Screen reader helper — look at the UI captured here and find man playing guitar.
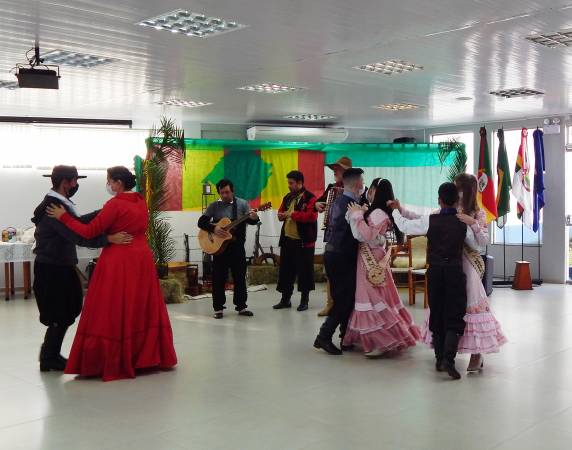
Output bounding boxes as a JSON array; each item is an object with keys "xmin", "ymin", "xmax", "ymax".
[{"xmin": 198, "ymin": 179, "xmax": 259, "ymax": 319}]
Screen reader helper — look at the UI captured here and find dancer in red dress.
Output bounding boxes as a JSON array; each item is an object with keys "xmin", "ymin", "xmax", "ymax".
[{"xmin": 47, "ymin": 166, "xmax": 177, "ymax": 381}]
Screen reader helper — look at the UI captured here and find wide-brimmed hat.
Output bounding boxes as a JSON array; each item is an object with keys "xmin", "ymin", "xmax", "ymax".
[
  {"xmin": 327, "ymin": 156, "xmax": 352, "ymax": 171},
  {"xmin": 42, "ymin": 165, "xmax": 86, "ymax": 179}
]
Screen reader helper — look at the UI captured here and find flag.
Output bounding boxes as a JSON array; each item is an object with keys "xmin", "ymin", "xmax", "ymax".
[
  {"xmin": 532, "ymin": 128, "xmax": 545, "ymax": 232},
  {"xmin": 181, "ymin": 142, "xmax": 325, "ymax": 210},
  {"xmin": 477, "ymin": 126, "xmax": 498, "ymax": 223},
  {"xmin": 495, "ymin": 129, "xmax": 511, "ymax": 228},
  {"xmin": 512, "ymin": 128, "xmax": 533, "ymax": 228}
]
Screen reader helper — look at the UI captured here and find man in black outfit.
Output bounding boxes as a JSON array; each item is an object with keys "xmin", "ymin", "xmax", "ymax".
[
  {"xmin": 274, "ymin": 170, "xmax": 318, "ymax": 312},
  {"xmin": 390, "ymin": 182, "xmax": 480, "ymax": 380},
  {"xmin": 314, "ymin": 168, "xmax": 364, "ymax": 355},
  {"xmin": 32, "ymin": 165, "xmax": 131, "ymax": 372},
  {"xmin": 198, "ymin": 179, "xmax": 258, "ymax": 319}
]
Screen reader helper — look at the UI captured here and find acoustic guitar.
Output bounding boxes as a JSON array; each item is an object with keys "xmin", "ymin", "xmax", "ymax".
[{"xmin": 198, "ymin": 202, "xmax": 272, "ymax": 255}]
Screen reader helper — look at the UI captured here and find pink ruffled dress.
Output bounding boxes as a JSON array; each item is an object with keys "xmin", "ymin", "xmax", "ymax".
[
  {"xmin": 343, "ymin": 209, "xmax": 421, "ymax": 354},
  {"xmin": 420, "ymin": 209, "xmax": 507, "ymax": 354}
]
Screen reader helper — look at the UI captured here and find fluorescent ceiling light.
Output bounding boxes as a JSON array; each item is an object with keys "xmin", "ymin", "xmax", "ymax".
[
  {"xmin": 456, "ymin": 96, "xmax": 473, "ymax": 101},
  {"xmin": 138, "ymin": 9, "xmax": 247, "ymax": 38},
  {"xmin": 489, "ymin": 88, "xmax": 544, "ymax": 98},
  {"xmin": 157, "ymin": 98, "xmax": 213, "ymax": 108},
  {"xmin": 284, "ymin": 114, "xmax": 336, "ymax": 121},
  {"xmin": 238, "ymin": 83, "xmax": 304, "ymax": 94},
  {"xmin": 0, "ymin": 80, "xmax": 19, "ymax": 90},
  {"xmin": 373, "ymin": 103, "xmax": 423, "ymax": 111},
  {"xmin": 353, "ymin": 60, "xmax": 423, "ymax": 75},
  {"xmin": 487, "ymin": 13, "xmax": 531, "ymax": 25},
  {"xmin": 526, "ymin": 30, "xmax": 572, "ymax": 48},
  {"xmin": 41, "ymin": 50, "xmax": 118, "ymax": 68}
]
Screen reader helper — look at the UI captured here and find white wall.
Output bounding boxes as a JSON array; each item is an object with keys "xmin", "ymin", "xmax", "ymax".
[{"xmin": 424, "ymin": 118, "xmax": 568, "ymax": 284}]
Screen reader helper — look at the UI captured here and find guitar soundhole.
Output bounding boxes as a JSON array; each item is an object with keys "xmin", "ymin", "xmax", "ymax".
[{"xmin": 208, "ymin": 233, "xmax": 214, "ymax": 243}]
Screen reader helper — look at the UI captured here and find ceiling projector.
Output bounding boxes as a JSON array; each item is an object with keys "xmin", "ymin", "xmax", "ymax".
[
  {"xmin": 15, "ymin": 44, "xmax": 60, "ymax": 89},
  {"xmin": 16, "ymin": 67, "xmax": 60, "ymax": 89}
]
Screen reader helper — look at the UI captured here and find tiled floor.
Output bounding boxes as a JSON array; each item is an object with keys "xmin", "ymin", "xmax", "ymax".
[{"xmin": 1, "ymin": 283, "xmax": 572, "ymax": 450}]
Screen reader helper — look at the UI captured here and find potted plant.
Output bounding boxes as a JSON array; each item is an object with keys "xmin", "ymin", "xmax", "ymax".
[{"xmin": 135, "ymin": 117, "xmax": 185, "ymax": 279}]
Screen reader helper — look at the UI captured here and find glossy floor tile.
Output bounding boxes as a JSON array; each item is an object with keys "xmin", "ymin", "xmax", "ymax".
[{"xmin": 0, "ymin": 283, "xmax": 571, "ymax": 450}]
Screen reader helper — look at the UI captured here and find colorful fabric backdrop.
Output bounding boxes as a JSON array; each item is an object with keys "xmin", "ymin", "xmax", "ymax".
[{"xmin": 150, "ymin": 139, "xmax": 458, "ymax": 212}]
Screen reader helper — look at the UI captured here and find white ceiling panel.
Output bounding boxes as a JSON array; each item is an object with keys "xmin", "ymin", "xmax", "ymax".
[{"xmin": 1, "ymin": 0, "xmax": 572, "ymax": 128}]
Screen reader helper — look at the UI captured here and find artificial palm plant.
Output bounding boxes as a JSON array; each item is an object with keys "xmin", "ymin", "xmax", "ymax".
[
  {"xmin": 438, "ymin": 138, "xmax": 467, "ymax": 181},
  {"xmin": 135, "ymin": 117, "xmax": 185, "ymax": 278}
]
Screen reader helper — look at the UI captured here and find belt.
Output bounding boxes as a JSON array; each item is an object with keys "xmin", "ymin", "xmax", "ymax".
[{"xmin": 429, "ymin": 256, "xmax": 461, "ymax": 265}]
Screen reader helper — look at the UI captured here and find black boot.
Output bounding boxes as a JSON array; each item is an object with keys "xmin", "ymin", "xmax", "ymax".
[
  {"xmin": 39, "ymin": 325, "xmax": 68, "ymax": 372},
  {"xmin": 433, "ymin": 334, "xmax": 445, "ymax": 372},
  {"xmin": 297, "ymin": 292, "xmax": 309, "ymax": 312},
  {"xmin": 313, "ymin": 336, "xmax": 342, "ymax": 355},
  {"xmin": 439, "ymin": 331, "xmax": 461, "ymax": 380},
  {"xmin": 273, "ymin": 294, "xmax": 292, "ymax": 309}
]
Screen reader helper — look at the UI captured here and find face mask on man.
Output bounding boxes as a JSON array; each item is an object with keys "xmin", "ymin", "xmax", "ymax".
[
  {"xmin": 68, "ymin": 184, "xmax": 79, "ymax": 198},
  {"xmin": 106, "ymin": 183, "xmax": 116, "ymax": 196}
]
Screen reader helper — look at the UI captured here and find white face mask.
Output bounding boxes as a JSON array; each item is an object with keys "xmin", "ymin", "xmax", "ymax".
[{"xmin": 106, "ymin": 183, "xmax": 116, "ymax": 196}]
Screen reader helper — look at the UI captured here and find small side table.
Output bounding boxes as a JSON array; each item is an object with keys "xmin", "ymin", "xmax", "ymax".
[
  {"xmin": 3, "ymin": 262, "xmax": 32, "ymax": 300},
  {"xmin": 0, "ymin": 242, "xmax": 34, "ymax": 301}
]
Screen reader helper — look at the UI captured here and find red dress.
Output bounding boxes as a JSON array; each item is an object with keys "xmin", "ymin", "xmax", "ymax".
[{"xmin": 61, "ymin": 193, "xmax": 177, "ymax": 381}]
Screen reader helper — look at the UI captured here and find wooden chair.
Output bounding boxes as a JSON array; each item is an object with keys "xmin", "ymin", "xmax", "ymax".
[
  {"xmin": 390, "ymin": 239, "xmax": 414, "ymax": 305},
  {"xmin": 409, "ymin": 236, "xmax": 429, "ymax": 308}
]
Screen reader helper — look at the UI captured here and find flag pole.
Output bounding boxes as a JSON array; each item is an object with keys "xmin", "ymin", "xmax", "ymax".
[
  {"xmin": 521, "ymin": 222, "xmax": 524, "ymax": 261},
  {"xmin": 503, "ymin": 226, "xmax": 507, "ymax": 280},
  {"xmin": 493, "ymin": 223, "xmax": 512, "ymax": 286}
]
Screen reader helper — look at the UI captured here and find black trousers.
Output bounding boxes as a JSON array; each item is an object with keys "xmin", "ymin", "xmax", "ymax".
[
  {"xmin": 318, "ymin": 251, "xmax": 357, "ymax": 341},
  {"xmin": 212, "ymin": 242, "xmax": 248, "ymax": 312},
  {"xmin": 277, "ymin": 238, "xmax": 315, "ymax": 298},
  {"xmin": 427, "ymin": 264, "xmax": 467, "ymax": 337},
  {"xmin": 33, "ymin": 261, "xmax": 83, "ymax": 327}
]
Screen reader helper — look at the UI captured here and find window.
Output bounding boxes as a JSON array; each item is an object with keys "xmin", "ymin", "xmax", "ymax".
[
  {"xmin": 0, "ymin": 124, "xmax": 147, "ymax": 170},
  {"xmin": 431, "ymin": 132, "xmax": 475, "ymax": 175},
  {"xmin": 491, "ymin": 128, "xmax": 542, "ymax": 245}
]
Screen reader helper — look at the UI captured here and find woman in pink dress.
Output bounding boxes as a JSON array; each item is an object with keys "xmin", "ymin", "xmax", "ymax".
[
  {"xmin": 420, "ymin": 174, "xmax": 507, "ymax": 371},
  {"xmin": 343, "ymin": 179, "xmax": 421, "ymax": 358}
]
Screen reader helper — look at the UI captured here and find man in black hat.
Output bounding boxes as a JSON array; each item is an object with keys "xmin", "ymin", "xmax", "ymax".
[{"xmin": 32, "ymin": 165, "xmax": 131, "ymax": 372}]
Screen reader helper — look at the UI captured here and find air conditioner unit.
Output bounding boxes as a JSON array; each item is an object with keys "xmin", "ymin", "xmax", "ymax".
[{"xmin": 247, "ymin": 126, "xmax": 348, "ymax": 143}]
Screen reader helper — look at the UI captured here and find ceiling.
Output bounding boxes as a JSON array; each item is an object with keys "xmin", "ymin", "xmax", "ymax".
[{"xmin": 1, "ymin": 0, "xmax": 572, "ymax": 129}]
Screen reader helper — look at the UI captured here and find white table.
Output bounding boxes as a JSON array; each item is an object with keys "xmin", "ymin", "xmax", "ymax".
[{"xmin": 0, "ymin": 242, "xmax": 34, "ymax": 300}]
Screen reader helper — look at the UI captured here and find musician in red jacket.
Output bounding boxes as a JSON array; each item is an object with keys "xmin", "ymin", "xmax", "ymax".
[{"xmin": 274, "ymin": 171, "xmax": 318, "ymax": 312}]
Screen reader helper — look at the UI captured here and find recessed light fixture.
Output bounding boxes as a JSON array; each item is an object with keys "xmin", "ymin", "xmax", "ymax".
[
  {"xmin": 41, "ymin": 50, "xmax": 118, "ymax": 68},
  {"xmin": 138, "ymin": 9, "xmax": 247, "ymax": 38},
  {"xmin": 353, "ymin": 60, "xmax": 424, "ymax": 75},
  {"xmin": 0, "ymin": 80, "xmax": 19, "ymax": 90},
  {"xmin": 373, "ymin": 103, "xmax": 423, "ymax": 111},
  {"xmin": 489, "ymin": 88, "xmax": 544, "ymax": 98},
  {"xmin": 157, "ymin": 98, "xmax": 213, "ymax": 108},
  {"xmin": 456, "ymin": 96, "xmax": 473, "ymax": 101},
  {"xmin": 238, "ymin": 83, "xmax": 304, "ymax": 94},
  {"xmin": 526, "ymin": 30, "xmax": 572, "ymax": 48},
  {"xmin": 284, "ymin": 114, "xmax": 336, "ymax": 121}
]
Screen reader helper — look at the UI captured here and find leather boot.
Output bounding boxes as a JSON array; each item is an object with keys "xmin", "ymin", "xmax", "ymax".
[
  {"xmin": 297, "ymin": 292, "xmax": 309, "ymax": 311},
  {"xmin": 39, "ymin": 325, "xmax": 68, "ymax": 372},
  {"xmin": 273, "ymin": 294, "xmax": 292, "ymax": 309},
  {"xmin": 313, "ymin": 336, "xmax": 342, "ymax": 355},
  {"xmin": 439, "ymin": 331, "xmax": 461, "ymax": 380},
  {"xmin": 317, "ymin": 282, "xmax": 334, "ymax": 316},
  {"xmin": 433, "ymin": 334, "xmax": 445, "ymax": 372}
]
